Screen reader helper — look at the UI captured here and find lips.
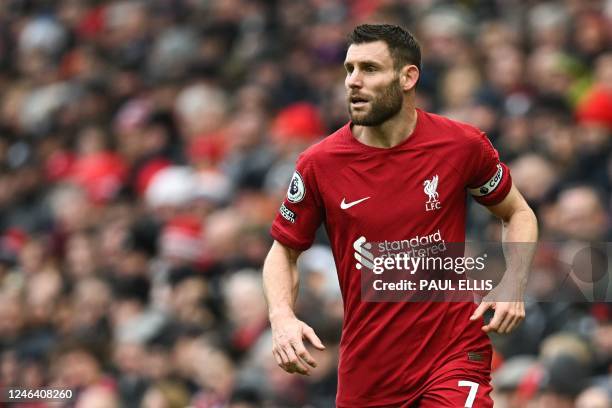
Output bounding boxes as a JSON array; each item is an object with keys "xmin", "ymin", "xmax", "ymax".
[
  {"xmin": 350, "ymin": 95, "xmax": 369, "ymax": 103},
  {"xmin": 349, "ymin": 95, "xmax": 369, "ymax": 109},
  {"xmin": 351, "ymin": 101, "xmax": 368, "ymax": 109}
]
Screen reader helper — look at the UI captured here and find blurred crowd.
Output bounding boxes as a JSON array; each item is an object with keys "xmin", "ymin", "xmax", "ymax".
[{"xmin": 0, "ymin": 0, "xmax": 611, "ymax": 407}]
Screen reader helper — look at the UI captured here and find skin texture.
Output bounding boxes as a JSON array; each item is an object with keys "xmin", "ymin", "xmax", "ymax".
[
  {"xmin": 343, "ymin": 41, "xmax": 420, "ymax": 148},
  {"xmin": 263, "ymin": 241, "xmax": 324, "ymax": 375},
  {"xmin": 344, "ymin": 45, "xmax": 404, "ymax": 127},
  {"xmin": 470, "ymin": 184, "xmax": 538, "ymax": 334},
  {"xmin": 263, "ymin": 40, "xmax": 538, "ymax": 376}
]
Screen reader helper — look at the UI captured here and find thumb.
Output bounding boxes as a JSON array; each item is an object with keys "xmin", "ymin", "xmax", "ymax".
[
  {"xmin": 470, "ymin": 302, "xmax": 492, "ymax": 321},
  {"xmin": 303, "ymin": 325, "xmax": 325, "ymax": 350}
]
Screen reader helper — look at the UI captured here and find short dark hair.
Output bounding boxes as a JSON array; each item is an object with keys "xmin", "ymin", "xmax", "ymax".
[{"xmin": 348, "ymin": 24, "xmax": 421, "ymax": 72}]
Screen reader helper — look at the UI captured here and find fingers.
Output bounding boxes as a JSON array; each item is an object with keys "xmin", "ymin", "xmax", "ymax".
[
  {"xmin": 271, "ymin": 319, "xmax": 325, "ymax": 375},
  {"xmin": 495, "ymin": 309, "xmax": 514, "ymax": 334},
  {"xmin": 482, "ymin": 305, "xmax": 504, "ymax": 333},
  {"xmin": 277, "ymin": 341, "xmax": 311, "ymax": 374},
  {"xmin": 275, "ymin": 345, "xmax": 294, "ymax": 373},
  {"xmin": 505, "ymin": 303, "xmax": 525, "ymax": 334},
  {"xmin": 303, "ymin": 325, "xmax": 325, "ymax": 350},
  {"xmin": 292, "ymin": 339, "xmax": 317, "ymax": 368},
  {"xmin": 470, "ymin": 301, "xmax": 493, "ymax": 321},
  {"xmin": 287, "ymin": 341, "xmax": 311, "ymax": 374},
  {"xmin": 275, "ymin": 348, "xmax": 300, "ymax": 374},
  {"xmin": 482, "ymin": 302, "xmax": 526, "ymax": 334},
  {"xmin": 273, "ymin": 349, "xmax": 283, "ymax": 366}
]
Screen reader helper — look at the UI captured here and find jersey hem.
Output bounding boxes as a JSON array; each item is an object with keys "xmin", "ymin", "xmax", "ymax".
[
  {"xmin": 270, "ymin": 226, "xmax": 312, "ymax": 251},
  {"xmin": 336, "ymin": 395, "xmax": 412, "ymax": 408}
]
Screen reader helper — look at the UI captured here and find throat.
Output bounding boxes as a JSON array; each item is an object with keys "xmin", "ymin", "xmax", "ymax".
[{"xmin": 353, "ymin": 109, "xmax": 418, "ymax": 148}]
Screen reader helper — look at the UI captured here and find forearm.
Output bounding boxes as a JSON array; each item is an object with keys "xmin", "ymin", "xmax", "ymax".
[
  {"xmin": 501, "ymin": 207, "xmax": 538, "ymax": 290},
  {"xmin": 501, "ymin": 206, "xmax": 538, "ymax": 243},
  {"xmin": 263, "ymin": 241, "xmax": 301, "ymax": 320},
  {"xmin": 473, "ymin": 187, "xmax": 537, "ymax": 332}
]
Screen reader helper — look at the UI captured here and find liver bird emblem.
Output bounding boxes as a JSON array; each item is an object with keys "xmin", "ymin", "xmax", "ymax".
[{"xmin": 423, "ymin": 175, "xmax": 439, "ymax": 203}]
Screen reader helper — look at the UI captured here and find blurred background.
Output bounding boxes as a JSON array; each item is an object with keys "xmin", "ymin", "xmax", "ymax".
[{"xmin": 0, "ymin": 0, "xmax": 610, "ymax": 407}]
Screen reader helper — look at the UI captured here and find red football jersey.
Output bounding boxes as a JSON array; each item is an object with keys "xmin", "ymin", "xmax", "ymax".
[{"xmin": 270, "ymin": 109, "xmax": 512, "ymax": 406}]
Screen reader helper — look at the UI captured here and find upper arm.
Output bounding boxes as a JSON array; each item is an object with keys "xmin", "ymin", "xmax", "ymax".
[
  {"xmin": 271, "ymin": 240, "xmax": 303, "ymax": 265},
  {"xmin": 464, "ymin": 130, "xmax": 513, "ymax": 207},
  {"xmin": 269, "ymin": 153, "xmax": 324, "ymax": 251},
  {"xmin": 485, "ymin": 182, "xmax": 532, "ymax": 222}
]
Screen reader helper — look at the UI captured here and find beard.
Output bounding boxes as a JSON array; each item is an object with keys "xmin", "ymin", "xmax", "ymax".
[{"xmin": 348, "ymin": 77, "xmax": 404, "ymax": 126}]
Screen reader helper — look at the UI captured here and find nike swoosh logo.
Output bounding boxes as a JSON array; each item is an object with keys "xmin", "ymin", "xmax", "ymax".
[{"xmin": 340, "ymin": 196, "xmax": 371, "ymax": 209}]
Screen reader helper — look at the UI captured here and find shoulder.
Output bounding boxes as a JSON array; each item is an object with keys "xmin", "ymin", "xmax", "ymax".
[
  {"xmin": 298, "ymin": 123, "xmax": 351, "ymax": 164},
  {"xmin": 419, "ymin": 110, "xmax": 485, "ymax": 144}
]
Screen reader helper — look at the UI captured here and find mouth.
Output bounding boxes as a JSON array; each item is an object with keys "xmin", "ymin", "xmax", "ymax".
[{"xmin": 349, "ymin": 95, "xmax": 369, "ymax": 108}]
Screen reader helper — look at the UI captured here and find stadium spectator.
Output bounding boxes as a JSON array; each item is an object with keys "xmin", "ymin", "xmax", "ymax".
[{"xmin": 0, "ymin": 0, "xmax": 609, "ymax": 406}]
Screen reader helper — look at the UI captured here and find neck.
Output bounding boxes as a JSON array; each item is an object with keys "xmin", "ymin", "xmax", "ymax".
[{"xmin": 353, "ymin": 101, "xmax": 418, "ymax": 148}]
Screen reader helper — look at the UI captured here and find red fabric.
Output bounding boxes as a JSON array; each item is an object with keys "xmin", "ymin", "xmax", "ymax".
[
  {"xmin": 416, "ymin": 373, "xmax": 493, "ymax": 408},
  {"xmin": 466, "ymin": 132, "xmax": 513, "ymax": 206},
  {"xmin": 161, "ymin": 215, "xmax": 208, "ymax": 265},
  {"xmin": 134, "ymin": 158, "xmax": 172, "ymax": 197},
  {"xmin": 517, "ymin": 365, "xmax": 544, "ymax": 401},
  {"xmin": 231, "ymin": 320, "xmax": 268, "ymax": 351},
  {"xmin": 77, "ymin": 6, "xmax": 105, "ymax": 39},
  {"xmin": 271, "ymin": 102, "xmax": 325, "ymax": 143},
  {"xmin": 349, "ymin": 0, "xmax": 385, "ymax": 20},
  {"xmin": 591, "ymin": 303, "xmax": 612, "ymax": 322},
  {"xmin": 491, "ymin": 348, "xmax": 504, "ymax": 372},
  {"xmin": 164, "ymin": 215, "xmax": 202, "ymax": 237},
  {"xmin": 2, "ymin": 227, "xmax": 29, "ymax": 253},
  {"xmin": 45, "ymin": 150, "xmax": 76, "ymax": 181},
  {"xmin": 70, "ymin": 152, "xmax": 128, "ymax": 203},
  {"xmin": 576, "ymin": 86, "xmax": 612, "ymax": 129},
  {"xmin": 336, "ymin": 349, "xmax": 493, "ymax": 407},
  {"xmin": 270, "ymin": 109, "xmax": 512, "ymax": 406},
  {"xmin": 188, "ymin": 132, "xmax": 228, "ymax": 166}
]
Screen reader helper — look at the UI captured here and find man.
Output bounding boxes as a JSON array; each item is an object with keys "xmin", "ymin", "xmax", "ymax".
[{"xmin": 263, "ymin": 24, "xmax": 538, "ymax": 407}]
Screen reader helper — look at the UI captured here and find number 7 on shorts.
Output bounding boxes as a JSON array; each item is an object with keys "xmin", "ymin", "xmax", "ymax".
[{"xmin": 458, "ymin": 380, "xmax": 479, "ymax": 408}]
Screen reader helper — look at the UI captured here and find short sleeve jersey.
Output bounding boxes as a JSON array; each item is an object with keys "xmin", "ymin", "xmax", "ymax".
[{"xmin": 270, "ymin": 109, "xmax": 512, "ymax": 406}]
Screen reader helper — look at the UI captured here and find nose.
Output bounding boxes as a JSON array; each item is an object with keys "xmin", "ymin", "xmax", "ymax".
[{"xmin": 345, "ymin": 70, "xmax": 363, "ymax": 89}]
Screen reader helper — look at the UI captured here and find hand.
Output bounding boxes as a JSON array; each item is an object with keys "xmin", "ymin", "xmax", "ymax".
[
  {"xmin": 270, "ymin": 314, "xmax": 325, "ymax": 375},
  {"xmin": 470, "ymin": 301, "xmax": 525, "ymax": 334}
]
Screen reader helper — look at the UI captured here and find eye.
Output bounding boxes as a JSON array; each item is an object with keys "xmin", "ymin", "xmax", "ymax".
[
  {"xmin": 344, "ymin": 64, "xmax": 354, "ymax": 73},
  {"xmin": 363, "ymin": 65, "xmax": 377, "ymax": 72}
]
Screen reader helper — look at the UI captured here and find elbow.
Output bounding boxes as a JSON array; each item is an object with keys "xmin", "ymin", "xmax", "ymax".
[
  {"xmin": 528, "ymin": 206, "xmax": 539, "ymax": 238},
  {"xmin": 522, "ymin": 204, "xmax": 537, "ymax": 225},
  {"xmin": 503, "ymin": 205, "xmax": 538, "ymax": 236},
  {"xmin": 515, "ymin": 203, "xmax": 536, "ymax": 221}
]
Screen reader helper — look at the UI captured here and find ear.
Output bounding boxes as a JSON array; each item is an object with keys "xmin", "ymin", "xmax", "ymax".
[{"xmin": 399, "ymin": 65, "xmax": 420, "ymax": 91}]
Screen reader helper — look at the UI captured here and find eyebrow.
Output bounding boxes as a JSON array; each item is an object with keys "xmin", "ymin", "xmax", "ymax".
[{"xmin": 343, "ymin": 60, "xmax": 383, "ymax": 69}]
